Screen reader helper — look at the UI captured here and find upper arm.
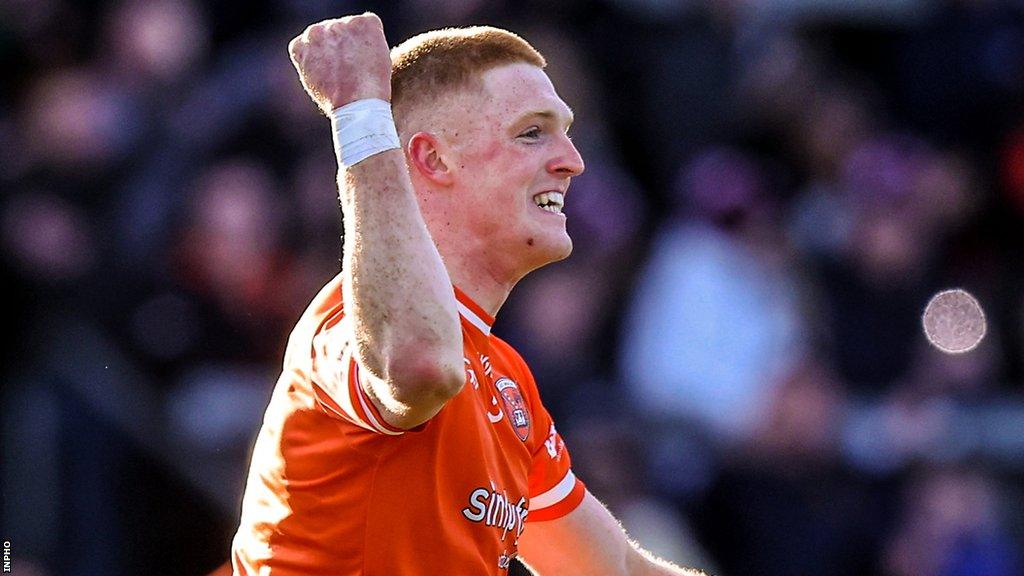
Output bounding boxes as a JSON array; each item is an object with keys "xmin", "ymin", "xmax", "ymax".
[
  {"xmin": 310, "ymin": 308, "xmax": 465, "ymax": 433},
  {"xmin": 309, "ymin": 318, "xmax": 411, "ymax": 434},
  {"xmin": 308, "ymin": 286, "xmax": 465, "ymax": 433}
]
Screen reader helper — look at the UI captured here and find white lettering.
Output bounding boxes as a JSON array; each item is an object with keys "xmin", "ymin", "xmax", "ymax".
[
  {"xmin": 461, "ymin": 487, "xmax": 530, "ymax": 543},
  {"xmin": 464, "ymin": 358, "xmax": 480, "ymax": 389},
  {"xmin": 462, "ymin": 488, "xmax": 490, "ymax": 522},
  {"xmin": 545, "ymin": 423, "xmax": 560, "ymax": 459}
]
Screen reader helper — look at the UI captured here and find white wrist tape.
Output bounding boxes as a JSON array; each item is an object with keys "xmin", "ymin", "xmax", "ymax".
[{"xmin": 330, "ymin": 98, "xmax": 401, "ymax": 168}]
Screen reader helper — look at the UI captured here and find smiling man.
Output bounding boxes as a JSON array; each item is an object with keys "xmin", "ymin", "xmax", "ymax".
[{"xmin": 230, "ymin": 13, "xmax": 707, "ymax": 576}]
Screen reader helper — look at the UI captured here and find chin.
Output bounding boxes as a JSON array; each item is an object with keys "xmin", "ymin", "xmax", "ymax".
[
  {"xmin": 553, "ymin": 235, "xmax": 573, "ymax": 261},
  {"xmin": 506, "ymin": 219, "xmax": 573, "ymax": 274},
  {"xmin": 532, "ymin": 232, "xmax": 573, "ymax": 267}
]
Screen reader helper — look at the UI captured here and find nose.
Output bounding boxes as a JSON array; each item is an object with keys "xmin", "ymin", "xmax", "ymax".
[{"xmin": 546, "ymin": 134, "xmax": 585, "ymax": 177}]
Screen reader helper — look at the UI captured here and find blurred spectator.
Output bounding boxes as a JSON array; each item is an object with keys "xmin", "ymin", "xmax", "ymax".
[
  {"xmin": 697, "ymin": 357, "xmax": 881, "ymax": 576},
  {"xmin": 792, "ymin": 134, "xmax": 979, "ymax": 391},
  {"xmin": 905, "ymin": 327, "xmax": 1003, "ymax": 399},
  {"xmin": 166, "ymin": 158, "xmax": 300, "ymax": 363},
  {"xmin": 884, "ymin": 466, "xmax": 1021, "ymax": 576},
  {"xmin": 22, "ymin": 67, "xmax": 141, "ymax": 175},
  {"xmin": 2, "ymin": 192, "xmax": 97, "ymax": 284},
  {"xmin": 102, "ymin": 0, "xmax": 210, "ymax": 88},
  {"xmin": 620, "ymin": 146, "xmax": 806, "ymax": 443},
  {"xmin": 743, "ymin": 356, "xmax": 847, "ymax": 465}
]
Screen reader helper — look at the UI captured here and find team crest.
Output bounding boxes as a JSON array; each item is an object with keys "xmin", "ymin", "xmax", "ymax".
[{"xmin": 495, "ymin": 378, "xmax": 530, "ymax": 441}]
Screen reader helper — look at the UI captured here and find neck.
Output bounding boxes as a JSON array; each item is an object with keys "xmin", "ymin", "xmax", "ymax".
[
  {"xmin": 442, "ymin": 247, "xmax": 522, "ymax": 318},
  {"xmin": 415, "ymin": 183, "xmax": 532, "ymax": 317}
]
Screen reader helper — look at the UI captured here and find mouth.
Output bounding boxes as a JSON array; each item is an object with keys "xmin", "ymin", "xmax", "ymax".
[{"xmin": 532, "ymin": 191, "xmax": 565, "ymax": 215}]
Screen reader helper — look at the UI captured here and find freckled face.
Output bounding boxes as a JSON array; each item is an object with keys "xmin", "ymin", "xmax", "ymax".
[{"xmin": 443, "ymin": 63, "xmax": 585, "ymax": 274}]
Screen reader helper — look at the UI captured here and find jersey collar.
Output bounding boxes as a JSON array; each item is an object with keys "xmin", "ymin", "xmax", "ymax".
[{"xmin": 453, "ymin": 286, "xmax": 494, "ymax": 347}]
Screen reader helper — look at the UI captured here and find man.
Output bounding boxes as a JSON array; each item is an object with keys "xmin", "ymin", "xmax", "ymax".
[{"xmin": 231, "ymin": 13, "xmax": 707, "ymax": 576}]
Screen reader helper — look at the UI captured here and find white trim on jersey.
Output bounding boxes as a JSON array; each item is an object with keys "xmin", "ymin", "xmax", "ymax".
[
  {"xmin": 530, "ymin": 470, "xmax": 576, "ymax": 511},
  {"xmin": 332, "ymin": 344, "xmax": 370, "ymax": 425},
  {"xmin": 457, "ymin": 300, "xmax": 492, "ymax": 336},
  {"xmin": 316, "ymin": 385, "xmax": 378, "ymax": 434},
  {"xmin": 311, "ymin": 324, "xmax": 404, "ymax": 436},
  {"xmin": 350, "ymin": 361, "xmax": 405, "ymax": 436}
]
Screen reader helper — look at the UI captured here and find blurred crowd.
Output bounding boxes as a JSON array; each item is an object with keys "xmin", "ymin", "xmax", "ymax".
[{"xmin": 2, "ymin": 0, "xmax": 1024, "ymax": 575}]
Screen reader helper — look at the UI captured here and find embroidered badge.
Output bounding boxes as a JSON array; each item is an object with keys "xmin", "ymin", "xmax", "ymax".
[{"xmin": 495, "ymin": 377, "xmax": 530, "ymax": 441}]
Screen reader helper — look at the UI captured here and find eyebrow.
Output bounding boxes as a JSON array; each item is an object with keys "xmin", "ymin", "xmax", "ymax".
[{"xmin": 516, "ymin": 108, "xmax": 575, "ymax": 130}]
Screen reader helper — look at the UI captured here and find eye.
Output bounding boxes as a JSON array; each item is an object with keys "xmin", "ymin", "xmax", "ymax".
[{"xmin": 518, "ymin": 126, "xmax": 542, "ymax": 140}]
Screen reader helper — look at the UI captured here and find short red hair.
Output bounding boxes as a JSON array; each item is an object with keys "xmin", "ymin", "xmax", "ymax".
[{"xmin": 390, "ymin": 26, "xmax": 546, "ymax": 124}]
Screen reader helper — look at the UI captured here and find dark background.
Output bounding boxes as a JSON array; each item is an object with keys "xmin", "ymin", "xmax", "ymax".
[{"xmin": 2, "ymin": 1, "xmax": 1024, "ymax": 574}]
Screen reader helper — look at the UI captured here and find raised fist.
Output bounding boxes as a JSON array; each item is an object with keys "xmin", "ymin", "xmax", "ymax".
[{"xmin": 288, "ymin": 13, "xmax": 392, "ymax": 113}]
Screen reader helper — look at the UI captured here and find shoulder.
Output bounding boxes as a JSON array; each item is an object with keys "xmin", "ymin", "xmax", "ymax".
[
  {"xmin": 487, "ymin": 334, "xmax": 545, "ymax": 412},
  {"xmin": 291, "ymin": 274, "xmax": 346, "ymax": 337},
  {"xmin": 488, "ymin": 333, "xmax": 526, "ymax": 362},
  {"xmin": 283, "ymin": 274, "xmax": 347, "ymax": 368},
  {"xmin": 488, "ymin": 335, "xmax": 534, "ymax": 381}
]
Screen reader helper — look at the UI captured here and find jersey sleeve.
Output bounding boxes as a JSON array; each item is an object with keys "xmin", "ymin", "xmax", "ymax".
[
  {"xmin": 522, "ymin": 372, "xmax": 587, "ymax": 522},
  {"xmin": 308, "ymin": 314, "xmax": 405, "ymax": 436}
]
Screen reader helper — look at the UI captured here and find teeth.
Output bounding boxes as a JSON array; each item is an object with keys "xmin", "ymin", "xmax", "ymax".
[{"xmin": 533, "ymin": 191, "xmax": 565, "ymax": 213}]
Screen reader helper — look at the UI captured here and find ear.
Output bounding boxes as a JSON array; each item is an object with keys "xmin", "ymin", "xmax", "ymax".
[{"xmin": 407, "ymin": 132, "xmax": 454, "ymax": 186}]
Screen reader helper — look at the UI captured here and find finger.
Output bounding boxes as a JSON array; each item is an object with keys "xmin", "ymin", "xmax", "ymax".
[
  {"xmin": 348, "ymin": 13, "xmax": 382, "ymax": 34},
  {"xmin": 288, "ymin": 38, "xmax": 305, "ymax": 65},
  {"xmin": 306, "ymin": 24, "xmax": 324, "ymax": 43},
  {"xmin": 361, "ymin": 12, "xmax": 383, "ymax": 30}
]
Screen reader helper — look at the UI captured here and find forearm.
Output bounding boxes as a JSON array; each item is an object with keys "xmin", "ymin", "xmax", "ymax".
[
  {"xmin": 340, "ymin": 147, "xmax": 464, "ymax": 401},
  {"xmin": 626, "ymin": 546, "xmax": 709, "ymax": 576},
  {"xmin": 519, "ymin": 492, "xmax": 711, "ymax": 576},
  {"xmin": 288, "ymin": 15, "xmax": 465, "ymax": 427}
]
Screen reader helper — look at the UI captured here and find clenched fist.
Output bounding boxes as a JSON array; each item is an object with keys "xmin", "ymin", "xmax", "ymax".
[{"xmin": 288, "ymin": 13, "xmax": 392, "ymax": 113}]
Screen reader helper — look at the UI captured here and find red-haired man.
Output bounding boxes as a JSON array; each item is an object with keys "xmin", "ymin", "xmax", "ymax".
[{"xmin": 231, "ymin": 13, "xmax": 708, "ymax": 576}]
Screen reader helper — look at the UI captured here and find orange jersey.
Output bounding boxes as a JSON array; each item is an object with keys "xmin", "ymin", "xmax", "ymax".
[{"xmin": 231, "ymin": 275, "xmax": 586, "ymax": 575}]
